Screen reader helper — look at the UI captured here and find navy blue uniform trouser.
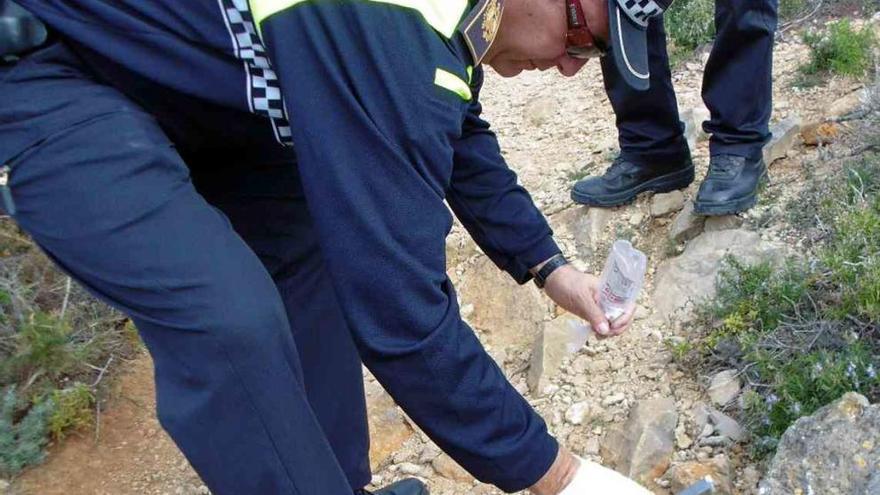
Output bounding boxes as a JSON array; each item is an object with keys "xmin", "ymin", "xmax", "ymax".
[
  {"xmin": 600, "ymin": 0, "xmax": 779, "ymax": 166},
  {"xmin": 0, "ymin": 43, "xmax": 370, "ymax": 494}
]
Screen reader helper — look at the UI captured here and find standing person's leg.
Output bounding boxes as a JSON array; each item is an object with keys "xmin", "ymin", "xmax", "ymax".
[
  {"xmin": 191, "ymin": 158, "xmax": 373, "ymax": 491},
  {"xmin": 0, "ymin": 43, "xmax": 353, "ymax": 495},
  {"xmin": 571, "ymin": 18, "xmax": 693, "ymax": 206},
  {"xmin": 701, "ymin": 0, "xmax": 777, "ymax": 157},
  {"xmin": 602, "ymin": 18, "xmax": 688, "ymax": 167},
  {"xmin": 695, "ymin": 0, "xmax": 777, "ymax": 214}
]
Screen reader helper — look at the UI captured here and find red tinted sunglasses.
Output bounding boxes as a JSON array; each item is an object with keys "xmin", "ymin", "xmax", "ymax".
[{"xmin": 565, "ymin": 0, "xmax": 608, "ymax": 59}]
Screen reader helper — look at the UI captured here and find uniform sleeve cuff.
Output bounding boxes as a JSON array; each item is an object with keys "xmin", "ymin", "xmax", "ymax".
[
  {"xmin": 508, "ymin": 236, "xmax": 562, "ymax": 285},
  {"xmin": 497, "ymin": 434, "xmax": 559, "ymax": 493}
]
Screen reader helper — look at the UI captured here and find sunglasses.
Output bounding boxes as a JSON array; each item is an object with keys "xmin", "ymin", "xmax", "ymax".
[{"xmin": 565, "ymin": 0, "xmax": 608, "ymax": 59}]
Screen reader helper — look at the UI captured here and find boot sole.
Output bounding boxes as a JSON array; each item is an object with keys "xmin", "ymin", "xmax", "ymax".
[
  {"xmin": 693, "ymin": 170, "xmax": 769, "ymax": 216},
  {"xmin": 570, "ymin": 165, "xmax": 696, "ymax": 207}
]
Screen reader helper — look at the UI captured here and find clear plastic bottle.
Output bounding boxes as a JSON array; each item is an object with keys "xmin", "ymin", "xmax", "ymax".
[{"xmin": 598, "ymin": 240, "xmax": 648, "ymax": 321}]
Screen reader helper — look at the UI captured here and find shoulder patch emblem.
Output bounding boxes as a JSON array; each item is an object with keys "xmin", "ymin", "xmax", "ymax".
[
  {"xmin": 482, "ymin": 0, "xmax": 501, "ymax": 42},
  {"xmin": 459, "ymin": 0, "xmax": 505, "ymax": 65}
]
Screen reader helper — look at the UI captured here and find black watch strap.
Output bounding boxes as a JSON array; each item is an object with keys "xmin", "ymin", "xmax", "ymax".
[{"xmin": 533, "ymin": 254, "xmax": 568, "ymax": 288}]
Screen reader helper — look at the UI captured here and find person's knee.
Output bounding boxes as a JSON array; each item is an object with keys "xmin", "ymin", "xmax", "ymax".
[{"xmin": 153, "ymin": 288, "xmax": 292, "ymax": 424}]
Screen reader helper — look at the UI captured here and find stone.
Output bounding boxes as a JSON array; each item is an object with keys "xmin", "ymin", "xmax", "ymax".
[
  {"xmin": 419, "ymin": 444, "xmax": 442, "ymax": 464},
  {"xmin": 524, "ymin": 95, "xmax": 558, "ymax": 127},
  {"xmin": 528, "ymin": 317, "xmax": 586, "ymax": 395},
  {"xmin": 692, "ymin": 402, "xmax": 712, "ymax": 436},
  {"xmin": 759, "ymin": 393, "xmax": 880, "ymax": 495},
  {"xmin": 653, "ymin": 229, "xmax": 783, "ymax": 320},
  {"xmin": 446, "ymin": 230, "xmax": 479, "ymax": 270},
  {"xmin": 565, "ymin": 402, "xmax": 590, "ymax": 425},
  {"xmin": 458, "ymin": 256, "xmax": 552, "ymax": 348},
  {"xmin": 676, "ymin": 432, "xmax": 693, "ymax": 450},
  {"xmin": 432, "ymin": 454, "xmax": 474, "ymax": 483},
  {"xmin": 825, "ymin": 88, "xmax": 865, "ymax": 119},
  {"xmin": 397, "ymin": 462, "xmax": 422, "ymax": 476},
  {"xmin": 709, "ymin": 408, "xmax": 746, "ymax": 443},
  {"xmin": 707, "ymin": 370, "xmax": 741, "ymax": 407},
  {"xmin": 629, "ymin": 211, "xmax": 646, "ymax": 226},
  {"xmin": 588, "ymin": 359, "xmax": 611, "ymax": 373},
  {"xmin": 551, "ymin": 206, "xmax": 613, "ymax": 258},
  {"xmin": 699, "ymin": 423, "xmax": 715, "ymax": 440},
  {"xmin": 669, "ymin": 202, "xmax": 705, "ymax": 243},
  {"xmin": 650, "ymin": 191, "xmax": 686, "ymax": 217},
  {"xmin": 762, "ymin": 116, "xmax": 801, "ymax": 165},
  {"xmin": 602, "ymin": 393, "xmax": 626, "ymax": 407},
  {"xmin": 801, "ymin": 121, "xmax": 840, "ymax": 146},
  {"xmin": 699, "ymin": 435, "xmax": 730, "ymax": 447},
  {"xmin": 585, "ymin": 437, "xmax": 601, "ymax": 455},
  {"xmin": 703, "ymin": 215, "xmax": 743, "ymax": 232},
  {"xmin": 666, "ymin": 455, "xmax": 734, "ymax": 494},
  {"xmin": 366, "ymin": 382, "xmax": 414, "ymax": 471},
  {"xmin": 600, "ymin": 397, "xmax": 678, "ymax": 487},
  {"xmin": 680, "ymin": 106, "xmax": 710, "ymax": 151}
]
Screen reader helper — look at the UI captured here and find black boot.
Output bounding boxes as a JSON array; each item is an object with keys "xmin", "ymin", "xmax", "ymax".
[
  {"xmin": 694, "ymin": 154, "xmax": 767, "ymax": 215},
  {"xmin": 570, "ymin": 155, "xmax": 695, "ymax": 207},
  {"xmin": 355, "ymin": 478, "xmax": 429, "ymax": 495}
]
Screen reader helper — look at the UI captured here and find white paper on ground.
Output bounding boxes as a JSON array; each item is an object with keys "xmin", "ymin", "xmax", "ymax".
[{"xmin": 558, "ymin": 458, "xmax": 653, "ymax": 495}]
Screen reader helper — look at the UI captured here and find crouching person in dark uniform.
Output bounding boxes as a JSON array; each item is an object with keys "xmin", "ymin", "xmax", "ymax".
[{"xmin": 0, "ymin": 0, "xmax": 657, "ymax": 493}]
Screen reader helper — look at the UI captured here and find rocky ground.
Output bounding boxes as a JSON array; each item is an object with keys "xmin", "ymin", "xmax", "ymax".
[{"xmin": 7, "ymin": 15, "xmax": 880, "ymax": 495}]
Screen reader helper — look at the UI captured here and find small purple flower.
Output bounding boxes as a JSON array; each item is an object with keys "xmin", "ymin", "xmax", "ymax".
[
  {"xmin": 766, "ymin": 393, "xmax": 780, "ymax": 406},
  {"xmin": 867, "ymin": 364, "xmax": 877, "ymax": 380},
  {"xmin": 847, "ymin": 361, "xmax": 858, "ymax": 378}
]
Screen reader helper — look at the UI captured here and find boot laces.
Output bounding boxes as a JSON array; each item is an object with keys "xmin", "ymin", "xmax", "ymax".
[
  {"xmin": 708, "ymin": 154, "xmax": 742, "ymax": 178},
  {"xmin": 604, "ymin": 156, "xmax": 633, "ymax": 178}
]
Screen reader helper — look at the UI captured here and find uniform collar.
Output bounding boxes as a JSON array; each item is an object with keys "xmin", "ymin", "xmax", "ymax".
[{"xmin": 457, "ymin": 0, "xmax": 504, "ymax": 65}]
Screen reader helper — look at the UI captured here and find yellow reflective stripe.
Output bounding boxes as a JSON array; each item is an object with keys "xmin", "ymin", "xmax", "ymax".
[
  {"xmin": 466, "ymin": 65, "xmax": 473, "ymax": 84},
  {"xmin": 251, "ymin": 0, "xmax": 468, "ymax": 38},
  {"xmin": 434, "ymin": 68, "xmax": 472, "ymax": 101}
]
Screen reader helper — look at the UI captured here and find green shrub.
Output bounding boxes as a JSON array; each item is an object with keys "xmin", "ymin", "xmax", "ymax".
[
  {"xmin": 744, "ymin": 342, "xmax": 879, "ymax": 455},
  {"xmin": 801, "ymin": 19, "xmax": 876, "ymax": 78},
  {"xmin": 47, "ymin": 383, "xmax": 94, "ymax": 440},
  {"xmin": 0, "ymin": 218, "xmax": 135, "ymax": 474},
  {"xmin": 779, "ymin": 0, "xmax": 809, "ymax": 20},
  {"xmin": 665, "ymin": 0, "xmax": 716, "ymax": 51},
  {"xmin": 701, "ymin": 258, "xmax": 810, "ymax": 337},
  {"xmin": 694, "ymin": 151, "xmax": 880, "ymax": 457},
  {"xmin": 0, "ymin": 387, "xmax": 54, "ymax": 477}
]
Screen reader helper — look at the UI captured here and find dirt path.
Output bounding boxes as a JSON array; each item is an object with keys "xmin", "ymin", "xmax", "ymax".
[{"xmin": 13, "ymin": 354, "xmax": 205, "ymax": 495}]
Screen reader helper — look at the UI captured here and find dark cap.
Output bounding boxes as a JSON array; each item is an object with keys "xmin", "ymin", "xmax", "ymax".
[{"xmin": 607, "ymin": 0, "xmax": 671, "ymax": 90}]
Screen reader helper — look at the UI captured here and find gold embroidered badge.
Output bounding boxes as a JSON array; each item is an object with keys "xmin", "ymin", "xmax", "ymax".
[{"xmin": 481, "ymin": 0, "xmax": 501, "ymax": 43}]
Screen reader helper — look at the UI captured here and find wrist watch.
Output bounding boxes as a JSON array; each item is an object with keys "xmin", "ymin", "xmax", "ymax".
[{"xmin": 533, "ymin": 253, "xmax": 568, "ymax": 288}]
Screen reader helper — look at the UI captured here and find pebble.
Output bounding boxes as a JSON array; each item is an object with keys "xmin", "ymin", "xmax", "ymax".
[
  {"xmin": 565, "ymin": 402, "xmax": 590, "ymax": 425},
  {"xmin": 397, "ymin": 463, "xmax": 423, "ymax": 476},
  {"xmin": 602, "ymin": 393, "xmax": 626, "ymax": 406}
]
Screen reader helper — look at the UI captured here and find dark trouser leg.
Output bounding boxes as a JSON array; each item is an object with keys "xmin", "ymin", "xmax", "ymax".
[
  {"xmin": 703, "ymin": 0, "xmax": 778, "ymax": 158},
  {"xmin": 192, "ymin": 160, "xmax": 372, "ymax": 490},
  {"xmin": 0, "ymin": 44, "xmax": 353, "ymax": 495},
  {"xmin": 601, "ymin": 17, "xmax": 689, "ymax": 167}
]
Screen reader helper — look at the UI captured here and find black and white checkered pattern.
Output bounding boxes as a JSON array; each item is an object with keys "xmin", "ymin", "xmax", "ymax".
[
  {"xmin": 218, "ymin": 0, "xmax": 293, "ymax": 146},
  {"xmin": 617, "ymin": 0, "xmax": 665, "ymax": 27}
]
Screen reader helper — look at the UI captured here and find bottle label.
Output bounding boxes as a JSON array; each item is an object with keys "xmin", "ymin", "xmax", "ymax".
[{"xmin": 601, "ymin": 260, "xmax": 634, "ymax": 305}]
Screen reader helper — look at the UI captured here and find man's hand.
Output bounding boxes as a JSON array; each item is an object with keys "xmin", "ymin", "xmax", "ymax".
[
  {"xmin": 541, "ymin": 264, "xmax": 635, "ymax": 337},
  {"xmin": 529, "ymin": 448, "xmax": 651, "ymax": 495}
]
